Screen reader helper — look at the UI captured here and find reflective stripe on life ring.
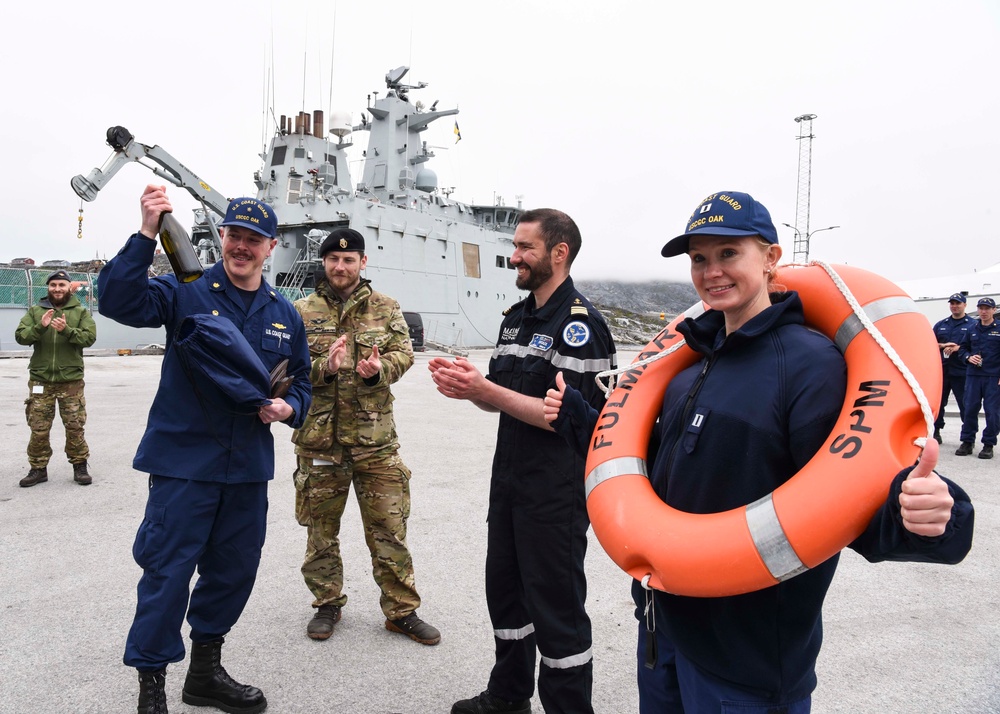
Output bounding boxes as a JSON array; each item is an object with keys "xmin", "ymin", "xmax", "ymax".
[{"xmin": 584, "ymin": 264, "xmax": 941, "ymax": 597}]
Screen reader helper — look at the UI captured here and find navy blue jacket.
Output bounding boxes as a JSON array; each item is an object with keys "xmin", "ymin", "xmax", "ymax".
[
  {"xmin": 933, "ymin": 313, "xmax": 974, "ymax": 377},
  {"xmin": 960, "ymin": 319, "xmax": 1000, "ymax": 377},
  {"xmin": 98, "ymin": 234, "xmax": 311, "ymax": 483},
  {"xmin": 635, "ymin": 292, "xmax": 974, "ymax": 700},
  {"xmin": 488, "ymin": 276, "xmax": 616, "ymax": 492}
]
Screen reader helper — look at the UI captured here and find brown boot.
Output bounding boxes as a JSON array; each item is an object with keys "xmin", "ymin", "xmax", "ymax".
[
  {"xmin": 386, "ymin": 612, "xmax": 441, "ymax": 645},
  {"xmin": 306, "ymin": 604, "xmax": 342, "ymax": 640},
  {"xmin": 73, "ymin": 461, "xmax": 92, "ymax": 485},
  {"xmin": 20, "ymin": 467, "xmax": 48, "ymax": 488}
]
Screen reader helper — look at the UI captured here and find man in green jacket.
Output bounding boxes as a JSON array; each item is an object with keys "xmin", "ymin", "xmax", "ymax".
[
  {"xmin": 291, "ymin": 227, "xmax": 440, "ymax": 646},
  {"xmin": 15, "ymin": 270, "xmax": 97, "ymax": 486}
]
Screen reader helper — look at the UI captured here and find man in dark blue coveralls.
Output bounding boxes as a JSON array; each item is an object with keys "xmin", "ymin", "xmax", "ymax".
[
  {"xmin": 99, "ymin": 185, "xmax": 311, "ymax": 714},
  {"xmin": 956, "ymin": 296, "xmax": 1000, "ymax": 459},
  {"xmin": 429, "ymin": 208, "xmax": 616, "ymax": 714},
  {"xmin": 932, "ymin": 292, "xmax": 975, "ymax": 444}
]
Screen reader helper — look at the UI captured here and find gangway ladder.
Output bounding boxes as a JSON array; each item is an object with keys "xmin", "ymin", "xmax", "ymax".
[{"xmin": 281, "ymin": 230, "xmax": 329, "ymax": 291}]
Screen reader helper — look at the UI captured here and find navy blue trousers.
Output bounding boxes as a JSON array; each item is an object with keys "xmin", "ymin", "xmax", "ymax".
[
  {"xmin": 935, "ymin": 371, "xmax": 967, "ymax": 430},
  {"xmin": 960, "ymin": 374, "xmax": 1000, "ymax": 446},
  {"xmin": 124, "ymin": 475, "xmax": 268, "ymax": 670},
  {"xmin": 484, "ymin": 476, "xmax": 593, "ymax": 714},
  {"xmin": 636, "ymin": 623, "xmax": 811, "ymax": 713}
]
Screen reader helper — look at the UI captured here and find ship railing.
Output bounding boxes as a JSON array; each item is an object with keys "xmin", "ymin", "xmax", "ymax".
[{"xmin": 423, "ymin": 320, "xmax": 469, "ymax": 356}]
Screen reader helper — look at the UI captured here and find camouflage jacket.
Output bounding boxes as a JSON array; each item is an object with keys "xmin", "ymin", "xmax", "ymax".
[
  {"xmin": 15, "ymin": 293, "xmax": 97, "ymax": 383},
  {"xmin": 292, "ymin": 278, "xmax": 413, "ymax": 455}
]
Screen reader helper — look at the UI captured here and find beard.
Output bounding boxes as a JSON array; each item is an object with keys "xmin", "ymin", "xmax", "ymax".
[
  {"xmin": 515, "ymin": 256, "xmax": 553, "ymax": 292},
  {"xmin": 48, "ymin": 291, "xmax": 69, "ymax": 307}
]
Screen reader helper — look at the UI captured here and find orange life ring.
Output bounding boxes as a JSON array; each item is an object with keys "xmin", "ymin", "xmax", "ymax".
[{"xmin": 584, "ymin": 263, "xmax": 941, "ymax": 597}]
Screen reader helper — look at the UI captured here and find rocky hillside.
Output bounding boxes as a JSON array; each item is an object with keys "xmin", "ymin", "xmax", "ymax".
[{"xmin": 576, "ymin": 279, "xmax": 700, "ymax": 345}]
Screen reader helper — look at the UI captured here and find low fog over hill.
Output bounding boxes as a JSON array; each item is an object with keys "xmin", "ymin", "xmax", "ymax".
[{"xmin": 576, "ymin": 280, "xmax": 700, "ymax": 346}]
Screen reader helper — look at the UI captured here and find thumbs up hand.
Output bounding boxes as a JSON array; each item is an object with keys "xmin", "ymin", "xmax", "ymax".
[
  {"xmin": 899, "ymin": 439, "xmax": 954, "ymax": 536},
  {"xmin": 543, "ymin": 371, "xmax": 568, "ymax": 424}
]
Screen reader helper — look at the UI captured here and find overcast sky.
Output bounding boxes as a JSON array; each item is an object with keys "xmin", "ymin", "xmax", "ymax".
[{"xmin": 4, "ymin": 0, "xmax": 998, "ymax": 285}]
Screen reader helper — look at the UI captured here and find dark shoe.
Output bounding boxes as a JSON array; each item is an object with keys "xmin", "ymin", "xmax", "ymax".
[
  {"xmin": 73, "ymin": 461, "xmax": 92, "ymax": 485},
  {"xmin": 933, "ymin": 428, "xmax": 943, "ymax": 444},
  {"xmin": 182, "ymin": 638, "xmax": 267, "ymax": 714},
  {"xmin": 979, "ymin": 445, "xmax": 994, "ymax": 459},
  {"xmin": 137, "ymin": 669, "xmax": 168, "ymax": 714},
  {"xmin": 385, "ymin": 612, "xmax": 441, "ymax": 645},
  {"xmin": 451, "ymin": 690, "xmax": 531, "ymax": 714},
  {"xmin": 956, "ymin": 442, "xmax": 974, "ymax": 456},
  {"xmin": 306, "ymin": 604, "xmax": 341, "ymax": 640},
  {"xmin": 19, "ymin": 467, "xmax": 48, "ymax": 487}
]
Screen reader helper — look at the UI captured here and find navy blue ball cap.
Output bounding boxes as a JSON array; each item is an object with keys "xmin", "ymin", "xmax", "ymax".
[
  {"xmin": 662, "ymin": 191, "xmax": 779, "ymax": 257},
  {"xmin": 949, "ymin": 293, "xmax": 967, "ymax": 304},
  {"xmin": 978, "ymin": 297, "xmax": 996, "ymax": 308},
  {"xmin": 320, "ymin": 227, "xmax": 365, "ymax": 256},
  {"xmin": 46, "ymin": 270, "xmax": 71, "ymax": 284},
  {"xmin": 220, "ymin": 197, "xmax": 278, "ymax": 238}
]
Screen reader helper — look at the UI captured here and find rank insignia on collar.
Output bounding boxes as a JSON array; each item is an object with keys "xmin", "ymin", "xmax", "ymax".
[
  {"xmin": 563, "ymin": 321, "xmax": 591, "ymax": 347},
  {"xmin": 529, "ymin": 333, "xmax": 554, "ymax": 351}
]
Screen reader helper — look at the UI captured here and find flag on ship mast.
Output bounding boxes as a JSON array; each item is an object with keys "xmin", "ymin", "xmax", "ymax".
[{"xmin": 454, "ymin": 121, "xmax": 462, "ymax": 144}]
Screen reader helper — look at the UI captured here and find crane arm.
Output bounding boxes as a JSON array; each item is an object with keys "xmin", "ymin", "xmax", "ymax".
[{"xmin": 71, "ymin": 126, "xmax": 230, "ymax": 218}]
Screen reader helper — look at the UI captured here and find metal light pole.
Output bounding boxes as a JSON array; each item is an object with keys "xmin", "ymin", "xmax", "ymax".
[{"xmin": 782, "ymin": 223, "xmax": 840, "ymax": 262}]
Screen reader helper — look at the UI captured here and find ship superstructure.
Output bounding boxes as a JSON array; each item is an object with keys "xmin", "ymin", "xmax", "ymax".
[{"xmin": 72, "ymin": 66, "xmax": 526, "ymax": 348}]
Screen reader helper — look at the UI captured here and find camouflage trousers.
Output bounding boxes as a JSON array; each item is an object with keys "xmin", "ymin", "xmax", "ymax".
[
  {"xmin": 294, "ymin": 446, "xmax": 421, "ymax": 619},
  {"xmin": 24, "ymin": 379, "xmax": 89, "ymax": 469}
]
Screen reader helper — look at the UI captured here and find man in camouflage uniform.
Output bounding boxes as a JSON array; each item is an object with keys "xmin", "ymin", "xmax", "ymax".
[
  {"xmin": 15, "ymin": 270, "xmax": 97, "ymax": 486},
  {"xmin": 292, "ymin": 227, "xmax": 440, "ymax": 645}
]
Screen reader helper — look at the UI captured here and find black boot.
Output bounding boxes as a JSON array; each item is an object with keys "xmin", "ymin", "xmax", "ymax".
[
  {"xmin": 137, "ymin": 669, "xmax": 168, "ymax": 714},
  {"xmin": 73, "ymin": 460, "xmax": 92, "ymax": 485},
  {"xmin": 182, "ymin": 638, "xmax": 267, "ymax": 714}
]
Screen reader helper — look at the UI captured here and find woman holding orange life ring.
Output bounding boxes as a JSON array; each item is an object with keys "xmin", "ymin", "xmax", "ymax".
[{"xmin": 544, "ymin": 190, "xmax": 974, "ymax": 712}]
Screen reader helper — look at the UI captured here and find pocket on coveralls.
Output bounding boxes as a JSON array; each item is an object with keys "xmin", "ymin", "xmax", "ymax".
[{"xmin": 132, "ymin": 499, "xmax": 167, "ymax": 572}]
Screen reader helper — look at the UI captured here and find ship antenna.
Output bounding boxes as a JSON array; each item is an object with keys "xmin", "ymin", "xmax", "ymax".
[{"xmin": 327, "ymin": 2, "xmax": 338, "ymax": 118}]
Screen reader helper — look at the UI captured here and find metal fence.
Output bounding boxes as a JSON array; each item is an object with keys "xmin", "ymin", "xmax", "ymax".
[
  {"xmin": 0, "ymin": 268, "xmax": 312, "ymax": 312},
  {"xmin": 0, "ymin": 268, "xmax": 100, "ymax": 311}
]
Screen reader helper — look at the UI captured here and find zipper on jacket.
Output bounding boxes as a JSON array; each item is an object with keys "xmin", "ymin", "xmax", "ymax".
[{"xmin": 660, "ymin": 351, "xmax": 717, "ymax": 490}]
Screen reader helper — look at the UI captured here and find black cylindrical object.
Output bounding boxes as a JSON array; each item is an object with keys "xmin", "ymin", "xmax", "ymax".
[{"xmin": 158, "ymin": 212, "xmax": 204, "ymax": 283}]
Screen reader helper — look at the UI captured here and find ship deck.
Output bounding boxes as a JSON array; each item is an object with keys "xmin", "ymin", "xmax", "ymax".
[{"xmin": 0, "ymin": 349, "xmax": 996, "ymax": 713}]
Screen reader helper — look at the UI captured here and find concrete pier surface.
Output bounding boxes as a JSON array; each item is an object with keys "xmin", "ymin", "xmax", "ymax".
[{"xmin": 0, "ymin": 349, "xmax": 997, "ymax": 713}]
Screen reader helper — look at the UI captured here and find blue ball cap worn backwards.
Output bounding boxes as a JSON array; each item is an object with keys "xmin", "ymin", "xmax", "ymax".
[
  {"xmin": 220, "ymin": 197, "xmax": 278, "ymax": 239},
  {"xmin": 661, "ymin": 191, "xmax": 779, "ymax": 257}
]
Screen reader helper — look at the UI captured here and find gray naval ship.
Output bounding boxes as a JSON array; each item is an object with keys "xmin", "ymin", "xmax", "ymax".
[{"xmin": 71, "ymin": 66, "xmax": 526, "ymax": 348}]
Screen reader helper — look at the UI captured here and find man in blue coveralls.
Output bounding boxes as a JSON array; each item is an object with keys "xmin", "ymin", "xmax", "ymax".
[
  {"xmin": 956, "ymin": 296, "xmax": 1000, "ymax": 459},
  {"xmin": 99, "ymin": 185, "xmax": 311, "ymax": 714},
  {"xmin": 932, "ymin": 292, "xmax": 975, "ymax": 444}
]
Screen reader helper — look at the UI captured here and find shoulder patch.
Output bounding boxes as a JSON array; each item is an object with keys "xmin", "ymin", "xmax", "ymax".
[{"xmin": 562, "ymin": 320, "xmax": 591, "ymax": 347}]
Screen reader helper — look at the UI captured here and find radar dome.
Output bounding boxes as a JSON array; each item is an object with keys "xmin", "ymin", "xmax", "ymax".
[
  {"xmin": 328, "ymin": 111, "xmax": 352, "ymax": 138},
  {"xmin": 415, "ymin": 168, "xmax": 438, "ymax": 193}
]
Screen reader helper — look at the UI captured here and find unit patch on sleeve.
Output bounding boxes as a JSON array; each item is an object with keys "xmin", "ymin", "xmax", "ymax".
[
  {"xmin": 529, "ymin": 333, "xmax": 554, "ymax": 351},
  {"xmin": 562, "ymin": 321, "xmax": 591, "ymax": 347}
]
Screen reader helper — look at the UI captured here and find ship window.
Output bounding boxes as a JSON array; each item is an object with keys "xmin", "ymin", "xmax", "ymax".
[
  {"xmin": 506, "ymin": 257, "xmax": 515, "ymax": 269},
  {"xmin": 496, "ymin": 256, "xmax": 505, "ymax": 268},
  {"xmin": 496, "ymin": 211, "xmax": 507, "ymax": 224},
  {"xmin": 271, "ymin": 146, "xmax": 287, "ymax": 166},
  {"xmin": 294, "ymin": 148, "xmax": 306, "ymax": 159},
  {"xmin": 462, "ymin": 243, "xmax": 481, "ymax": 279}
]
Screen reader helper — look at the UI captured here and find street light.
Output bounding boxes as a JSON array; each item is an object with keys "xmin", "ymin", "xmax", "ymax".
[{"xmin": 781, "ymin": 223, "xmax": 840, "ymax": 263}]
